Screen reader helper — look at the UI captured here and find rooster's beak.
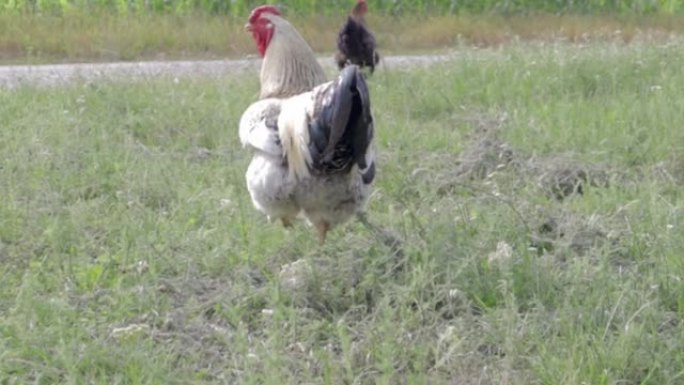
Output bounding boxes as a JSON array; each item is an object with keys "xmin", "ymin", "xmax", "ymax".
[{"xmin": 244, "ymin": 23, "xmax": 252, "ymax": 32}]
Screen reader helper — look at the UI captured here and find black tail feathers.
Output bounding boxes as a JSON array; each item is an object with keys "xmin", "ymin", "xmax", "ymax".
[{"xmin": 309, "ymin": 65, "xmax": 373, "ymax": 174}]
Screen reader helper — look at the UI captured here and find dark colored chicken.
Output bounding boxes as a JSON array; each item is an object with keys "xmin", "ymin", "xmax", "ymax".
[{"xmin": 335, "ymin": 0, "xmax": 380, "ymax": 74}]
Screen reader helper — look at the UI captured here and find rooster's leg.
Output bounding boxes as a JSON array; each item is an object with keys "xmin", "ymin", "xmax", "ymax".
[{"xmin": 315, "ymin": 221, "xmax": 330, "ymax": 245}]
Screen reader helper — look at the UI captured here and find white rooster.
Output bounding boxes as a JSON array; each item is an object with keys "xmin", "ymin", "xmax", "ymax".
[{"xmin": 240, "ymin": 5, "xmax": 376, "ymax": 244}]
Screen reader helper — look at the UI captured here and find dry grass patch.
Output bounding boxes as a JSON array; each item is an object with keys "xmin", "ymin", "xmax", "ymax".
[{"xmin": 3, "ymin": 13, "xmax": 684, "ymax": 63}]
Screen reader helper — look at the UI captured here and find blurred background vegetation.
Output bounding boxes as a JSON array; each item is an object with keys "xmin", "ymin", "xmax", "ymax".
[
  {"xmin": 1, "ymin": 0, "xmax": 682, "ymax": 16},
  {"xmin": 1, "ymin": 0, "xmax": 683, "ymax": 64}
]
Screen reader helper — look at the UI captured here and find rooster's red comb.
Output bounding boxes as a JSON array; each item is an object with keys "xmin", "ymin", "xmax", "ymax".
[{"xmin": 248, "ymin": 5, "xmax": 281, "ymax": 24}]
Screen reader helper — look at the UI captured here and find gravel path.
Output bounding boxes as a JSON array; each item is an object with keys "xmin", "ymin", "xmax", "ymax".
[{"xmin": 0, "ymin": 54, "xmax": 454, "ymax": 89}]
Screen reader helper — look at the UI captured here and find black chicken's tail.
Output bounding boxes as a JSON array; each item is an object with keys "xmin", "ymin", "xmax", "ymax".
[{"xmin": 308, "ymin": 65, "xmax": 374, "ymax": 175}]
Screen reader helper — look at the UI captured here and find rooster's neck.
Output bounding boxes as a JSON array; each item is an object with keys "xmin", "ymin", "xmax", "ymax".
[{"xmin": 259, "ymin": 28, "xmax": 327, "ymax": 99}]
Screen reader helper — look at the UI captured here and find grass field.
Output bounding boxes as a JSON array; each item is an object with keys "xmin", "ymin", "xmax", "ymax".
[{"xmin": 1, "ymin": 40, "xmax": 684, "ymax": 383}]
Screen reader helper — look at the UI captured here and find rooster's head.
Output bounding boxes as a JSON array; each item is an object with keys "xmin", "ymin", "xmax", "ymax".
[
  {"xmin": 352, "ymin": 0, "xmax": 368, "ymax": 17},
  {"xmin": 246, "ymin": 5, "xmax": 281, "ymax": 56}
]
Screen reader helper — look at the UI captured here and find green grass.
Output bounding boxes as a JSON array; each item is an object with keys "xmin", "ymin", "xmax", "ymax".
[{"xmin": 1, "ymin": 41, "xmax": 684, "ymax": 384}]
